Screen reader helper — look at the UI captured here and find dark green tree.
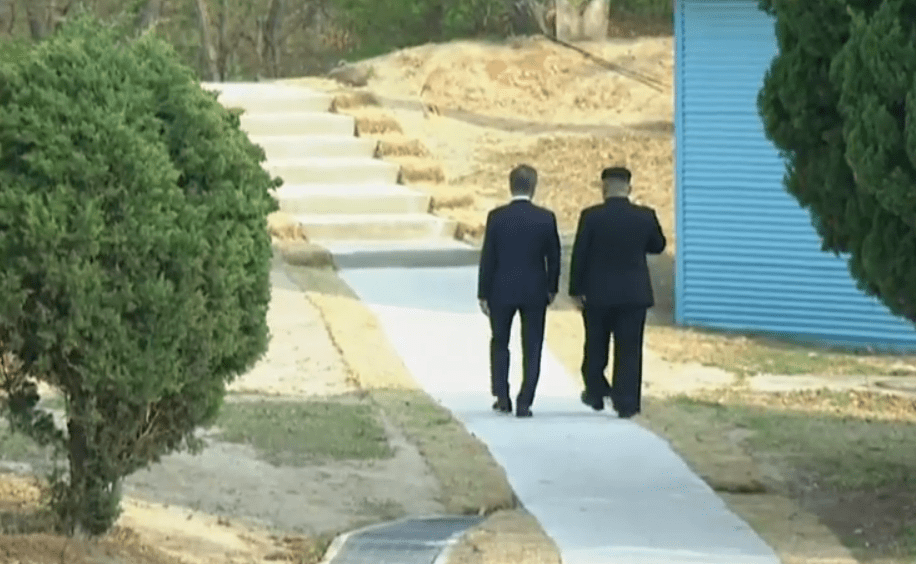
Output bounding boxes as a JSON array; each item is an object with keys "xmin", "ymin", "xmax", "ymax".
[
  {"xmin": 757, "ymin": 0, "xmax": 916, "ymax": 323},
  {"xmin": 0, "ymin": 14, "xmax": 279, "ymax": 535}
]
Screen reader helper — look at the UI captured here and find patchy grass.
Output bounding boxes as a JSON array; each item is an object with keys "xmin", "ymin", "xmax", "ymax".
[
  {"xmin": 645, "ymin": 325, "xmax": 916, "ymax": 379},
  {"xmin": 282, "ymin": 534, "xmax": 336, "ymax": 564},
  {"xmin": 283, "ymin": 263, "xmax": 518, "ymax": 516},
  {"xmin": 215, "ymin": 398, "xmax": 393, "ymax": 465},
  {"xmin": 371, "ymin": 389, "xmax": 516, "ymax": 516},
  {"xmin": 644, "ymin": 391, "xmax": 916, "ymax": 561}
]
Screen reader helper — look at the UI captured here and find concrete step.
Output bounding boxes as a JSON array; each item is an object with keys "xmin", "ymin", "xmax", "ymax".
[
  {"xmin": 275, "ymin": 184, "xmax": 431, "ymax": 214},
  {"xmin": 240, "ymin": 112, "xmax": 355, "ymax": 136},
  {"xmin": 265, "ymin": 157, "xmax": 400, "ymax": 185},
  {"xmin": 319, "ymin": 239, "xmax": 481, "ymax": 268},
  {"xmin": 295, "ymin": 213, "xmax": 456, "ymax": 240},
  {"xmin": 203, "ymin": 82, "xmax": 332, "ymax": 113},
  {"xmin": 250, "ymin": 135, "xmax": 377, "ymax": 159}
]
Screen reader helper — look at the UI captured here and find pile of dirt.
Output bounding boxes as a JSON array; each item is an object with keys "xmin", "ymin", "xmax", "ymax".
[
  {"xmin": 460, "ymin": 133, "xmax": 674, "ymax": 237},
  {"xmin": 363, "ymin": 36, "xmax": 672, "ymax": 127}
]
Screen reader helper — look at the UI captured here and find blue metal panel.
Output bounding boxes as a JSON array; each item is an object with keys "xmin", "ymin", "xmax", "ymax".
[{"xmin": 674, "ymin": 0, "xmax": 916, "ymax": 350}]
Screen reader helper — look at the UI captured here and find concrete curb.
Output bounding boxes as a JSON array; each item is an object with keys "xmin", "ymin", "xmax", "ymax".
[
  {"xmin": 276, "ymin": 233, "xmax": 572, "ymax": 271},
  {"xmin": 329, "ymin": 245, "xmax": 481, "ymax": 269},
  {"xmin": 317, "ymin": 515, "xmax": 485, "ymax": 564}
]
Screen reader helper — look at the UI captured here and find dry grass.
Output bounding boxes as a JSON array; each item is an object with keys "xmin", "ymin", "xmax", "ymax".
[
  {"xmin": 646, "ymin": 325, "xmax": 916, "ymax": 378},
  {"xmin": 394, "ymin": 157, "xmax": 446, "ymax": 184},
  {"xmin": 284, "ymin": 265, "xmax": 518, "ymax": 515},
  {"xmin": 330, "ymin": 90, "xmax": 379, "ymax": 111},
  {"xmin": 433, "ymin": 194, "xmax": 475, "ymax": 210},
  {"xmin": 451, "ymin": 132, "xmax": 674, "ymax": 237},
  {"xmin": 445, "ymin": 509, "xmax": 561, "ymax": 564},
  {"xmin": 652, "ymin": 390, "xmax": 916, "ymax": 561},
  {"xmin": 0, "ymin": 474, "xmax": 185, "ymax": 564},
  {"xmin": 267, "ymin": 211, "xmax": 308, "ymax": 242},
  {"xmin": 342, "ymin": 109, "xmax": 404, "ymax": 136},
  {"xmin": 375, "ymin": 135, "xmax": 431, "ymax": 158}
]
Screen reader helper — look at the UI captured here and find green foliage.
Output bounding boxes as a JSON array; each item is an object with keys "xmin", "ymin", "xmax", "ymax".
[
  {"xmin": 758, "ymin": 0, "xmax": 916, "ymax": 324},
  {"xmin": 612, "ymin": 0, "xmax": 672, "ymax": 20},
  {"xmin": 330, "ymin": 0, "xmax": 511, "ymax": 59},
  {"xmin": 0, "ymin": 14, "xmax": 278, "ymax": 535},
  {"xmin": 0, "ymin": 36, "xmax": 31, "ymax": 65}
]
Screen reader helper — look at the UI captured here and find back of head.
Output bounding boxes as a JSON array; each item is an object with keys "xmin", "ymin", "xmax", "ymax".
[
  {"xmin": 601, "ymin": 166, "xmax": 631, "ymax": 199},
  {"xmin": 509, "ymin": 164, "xmax": 538, "ymax": 197}
]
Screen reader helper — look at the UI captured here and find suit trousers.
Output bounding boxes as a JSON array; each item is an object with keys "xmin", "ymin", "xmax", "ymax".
[
  {"xmin": 488, "ymin": 303, "xmax": 547, "ymax": 409},
  {"xmin": 583, "ymin": 305, "xmax": 647, "ymax": 415},
  {"xmin": 580, "ymin": 309, "xmax": 611, "ymax": 395}
]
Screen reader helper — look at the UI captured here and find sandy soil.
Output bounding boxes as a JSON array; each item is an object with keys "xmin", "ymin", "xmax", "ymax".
[{"xmin": 362, "ymin": 36, "xmax": 672, "ymax": 127}]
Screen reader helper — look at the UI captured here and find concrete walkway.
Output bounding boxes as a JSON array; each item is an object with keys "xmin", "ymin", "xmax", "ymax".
[{"xmin": 338, "ymin": 266, "xmax": 780, "ymax": 564}]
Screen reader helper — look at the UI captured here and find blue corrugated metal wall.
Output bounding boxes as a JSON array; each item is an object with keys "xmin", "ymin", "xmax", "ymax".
[{"xmin": 674, "ymin": 0, "xmax": 916, "ymax": 350}]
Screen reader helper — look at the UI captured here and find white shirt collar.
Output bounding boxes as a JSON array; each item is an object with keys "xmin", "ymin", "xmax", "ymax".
[{"xmin": 511, "ymin": 194, "xmax": 531, "ymax": 202}]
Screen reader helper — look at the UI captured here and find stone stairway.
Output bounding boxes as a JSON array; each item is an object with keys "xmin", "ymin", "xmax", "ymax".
[{"xmin": 203, "ymin": 81, "xmax": 479, "ymax": 268}]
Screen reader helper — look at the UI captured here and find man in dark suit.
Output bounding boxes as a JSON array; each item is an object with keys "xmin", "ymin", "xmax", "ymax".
[
  {"xmin": 477, "ymin": 164, "xmax": 561, "ymax": 418},
  {"xmin": 569, "ymin": 167, "xmax": 666, "ymax": 418}
]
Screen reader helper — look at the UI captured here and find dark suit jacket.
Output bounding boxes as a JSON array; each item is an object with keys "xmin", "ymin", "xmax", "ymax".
[
  {"xmin": 568, "ymin": 197, "xmax": 666, "ymax": 307},
  {"xmin": 477, "ymin": 199, "xmax": 561, "ymax": 306}
]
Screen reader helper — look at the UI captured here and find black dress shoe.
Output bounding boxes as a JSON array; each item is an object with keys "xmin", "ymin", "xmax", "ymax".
[
  {"xmin": 516, "ymin": 407, "xmax": 533, "ymax": 418},
  {"xmin": 617, "ymin": 409, "xmax": 639, "ymax": 419},
  {"xmin": 492, "ymin": 398, "xmax": 512, "ymax": 413},
  {"xmin": 580, "ymin": 391, "xmax": 604, "ymax": 411}
]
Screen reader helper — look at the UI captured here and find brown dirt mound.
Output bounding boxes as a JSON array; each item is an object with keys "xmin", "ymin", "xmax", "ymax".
[{"xmin": 362, "ymin": 35, "xmax": 672, "ymax": 127}]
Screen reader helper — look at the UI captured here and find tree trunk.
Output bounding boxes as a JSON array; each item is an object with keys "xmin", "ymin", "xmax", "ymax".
[
  {"xmin": 263, "ymin": 0, "xmax": 283, "ymax": 78},
  {"xmin": 135, "ymin": 0, "xmax": 162, "ymax": 35},
  {"xmin": 555, "ymin": 0, "xmax": 608, "ymax": 42},
  {"xmin": 193, "ymin": 0, "xmax": 219, "ymax": 81},
  {"xmin": 0, "ymin": 0, "xmax": 15, "ymax": 34},
  {"xmin": 62, "ymin": 393, "xmax": 122, "ymax": 537},
  {"xmin": 217, "ymin": 0, "xmax": 228, "ymax": 79},
  {"xmin": 254, "ymin": 15, "xmax": 265, "ymax": 77},
  {"xmin": 24, "ymin": 0, "xmax": 45, "ymax": 40},
  {"xmin": 509, "ymin": 0, "xmax": 552, "ymax": 36}
]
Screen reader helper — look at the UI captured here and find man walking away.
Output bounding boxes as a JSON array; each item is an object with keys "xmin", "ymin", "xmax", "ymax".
[
  {"xmin": 568, "ymin": 167, "xmax": 666, "ymax": 418},
  {"xmin": 477, "ymin": 164, "xmax": 561, "ymax": 418}
]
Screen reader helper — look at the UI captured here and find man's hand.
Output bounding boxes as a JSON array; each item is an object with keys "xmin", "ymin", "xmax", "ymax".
[
  {"xmin": 478, "ymin": 299, "xmax": 490, "ymax": 316},
  {"xmin": 571, "ymin": 295, "xmax": 585, "ymax": 310},
  {"xmin": 547, "ymin": 293, "xmax": 556, "ymax": 305}
]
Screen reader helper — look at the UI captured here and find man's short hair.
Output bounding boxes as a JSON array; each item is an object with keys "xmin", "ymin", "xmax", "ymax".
[
  {"xmin": 601, "ymin": 166, "xmax": 631, "ymax": 183},
  {"xmin": 509, "ymin": 164, "xmax": 538, "ymax": 195}
]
